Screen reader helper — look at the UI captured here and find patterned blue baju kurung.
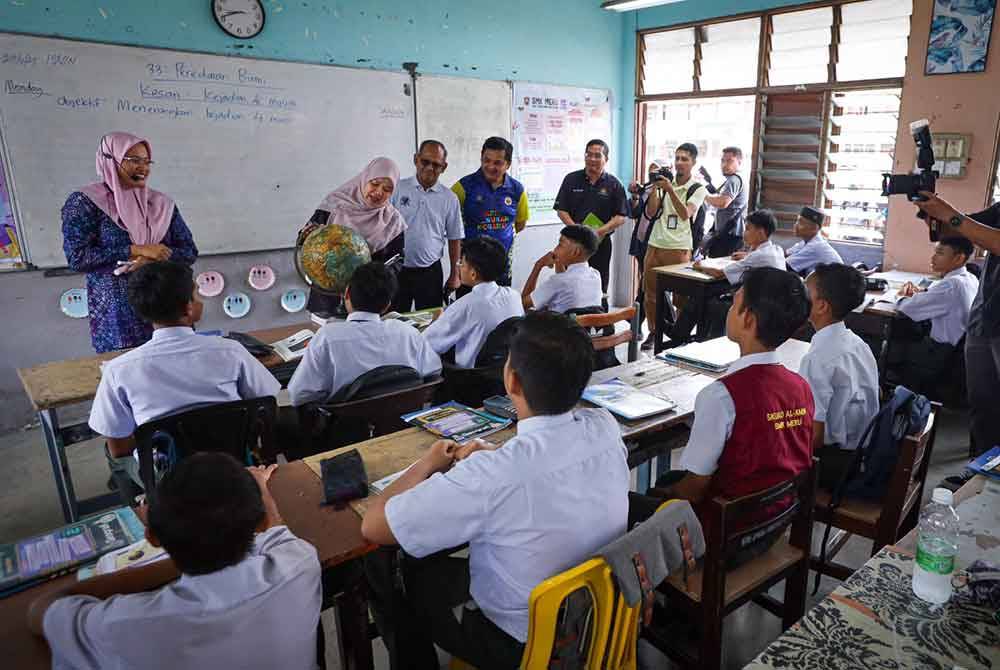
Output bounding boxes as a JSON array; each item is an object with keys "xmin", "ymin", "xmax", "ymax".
[{"xmin": 61, "ymin": 191, "xmax": 198, "ymax": 353}]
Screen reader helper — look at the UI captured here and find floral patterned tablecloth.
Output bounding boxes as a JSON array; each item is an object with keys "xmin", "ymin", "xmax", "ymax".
[{"xmin": 746, "ymin": 547, "xmax": 1000, "ymax": 669}]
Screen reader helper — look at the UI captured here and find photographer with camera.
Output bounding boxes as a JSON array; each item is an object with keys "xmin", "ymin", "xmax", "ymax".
[
  {"xmin": 884, "ymin": 119, "xmax": 1000, "ymax": 458},
  {"xmin": 698, "ymin": 146, "xmax": 748, "ymax": 258},
  {"xmin": 629, "ymin": 143, "xmax": 707, "ymax": 349},
  {"xmin": 913, "ymin": 192, "xmax": 1000, "ymax": 458}
]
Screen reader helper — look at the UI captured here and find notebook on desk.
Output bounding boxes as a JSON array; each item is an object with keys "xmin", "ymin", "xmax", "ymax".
[
  {"xmin": 657, "ymin": 338, "xmax": 740, "ymax": 372},
  {"xmin": 582, "ymin": 379, "xmax": 676, "ymax": 420}
]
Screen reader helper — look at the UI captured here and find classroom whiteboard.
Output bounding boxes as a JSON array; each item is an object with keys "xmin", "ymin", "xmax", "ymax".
[
  {"xmin": 415, "ymin": 75, "xmax": 512, "ymax": 189},
  {"xmin": 0, "ymin": 33, "xmax": 415, "ymax": 267}
]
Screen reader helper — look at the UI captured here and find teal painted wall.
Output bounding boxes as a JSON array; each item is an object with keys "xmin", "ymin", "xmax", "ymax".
[{"xmin": 0, "ymin": 0, "xmax": 629, "ymax": 172}]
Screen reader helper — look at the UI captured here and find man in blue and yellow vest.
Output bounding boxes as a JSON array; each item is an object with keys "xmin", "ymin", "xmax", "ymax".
[{"xmin": 452, "ymin": 137, "xmax": 530, "ymax": 290}]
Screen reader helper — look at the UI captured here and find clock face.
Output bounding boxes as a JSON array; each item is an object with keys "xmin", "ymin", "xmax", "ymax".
[{"xmin": 213, "ymin": 0, "xmax": 265, "ymax": 39}]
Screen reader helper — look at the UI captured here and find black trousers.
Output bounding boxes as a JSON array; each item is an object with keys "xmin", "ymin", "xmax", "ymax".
[
  {"xmin": 393, "ymin": 263, "xmax": 444, "ymax": 312},
  {"xmin": 589, "ymin": 235, "xmax": 612, "ymax": 294},
  {"xmin": 365, "ymin": 548, "xmax": 525, "ymax": 670},
  {"xmin": 887, "ymin": 335, "xmax": 956, "ymax": 397}
]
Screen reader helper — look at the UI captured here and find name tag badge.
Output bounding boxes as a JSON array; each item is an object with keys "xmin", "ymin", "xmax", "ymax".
[{"xmin": 666, "ymin": 214, "xmax": 679, "ymax": 230}]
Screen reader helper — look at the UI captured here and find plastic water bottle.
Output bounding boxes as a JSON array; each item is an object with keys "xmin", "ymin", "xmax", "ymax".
[{"xmin": 912, "ymin": 487, "xmax": 960, "ymax": 604}]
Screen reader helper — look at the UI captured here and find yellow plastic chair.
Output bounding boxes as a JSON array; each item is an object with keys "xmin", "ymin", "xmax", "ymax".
[{"xmin": 450, "ymin": 558, "xmax": 619, "ymax": 670}]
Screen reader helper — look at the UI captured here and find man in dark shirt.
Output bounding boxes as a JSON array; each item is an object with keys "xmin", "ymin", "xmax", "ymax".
[
  {"xmin": 915, "ymin": 193, "xmax": 1000, "ymax": 456},
  {"xmin": 554, "ymin": 140, "xmax": 629, "ymax": 295},
  {"xmin": 699, "ymin": 146, "xmax": 748, "ymax": 258}
]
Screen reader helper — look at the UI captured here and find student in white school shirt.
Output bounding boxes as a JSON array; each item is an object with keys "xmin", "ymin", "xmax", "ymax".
[
  {"xmin": 785, "ymin": 206, "xmax": 844, "ymax": 276},
  {"xmin": 29, "ymin": 453, "xmax": 322, "ymax": 670},
  {"xmin": 888, "ymin": 236, "xmax": 980, "ymax": 395},
  {"xmin": 422, "ymin": 236, "xmax": 524, "ymax": 368},
  {"xmin": 521, "ymin": 224, "xmax": 603, "ymax": 313},
  {"xmin": 287, "ymin": 262, "xmax": 442, "ymax": 406},
  {"xmin": 88, "ymin": 261, "xmax": 281, "ymax": 503},
  {"xmin": 800, "ymin": 263, "xmax": 879, "ymax": 489},
  {"xmin": 362, "ymin": 312, "xmax": 629, "ymax": 670},
  {"xmin": 693, "ymin": 208, "xmax": 786, "ymax": 284}
]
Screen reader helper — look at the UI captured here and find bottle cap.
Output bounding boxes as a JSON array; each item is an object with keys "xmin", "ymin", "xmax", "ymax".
[{"xmin": 932, "ymin": 487, "xmax": 954, "ymax": 506}]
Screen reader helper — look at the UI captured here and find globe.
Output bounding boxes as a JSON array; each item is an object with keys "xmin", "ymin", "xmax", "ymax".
[{"xmin": 295, "ymin": 224, "xmax": 372, "ymax": 295}]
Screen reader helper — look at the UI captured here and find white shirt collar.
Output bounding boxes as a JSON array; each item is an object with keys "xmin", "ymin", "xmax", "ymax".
[
  {"xmin": 811, "ymin": 320, "xmax": 847, "ymax": 347},
  {"xmin": 347, "ymin": 311, "xmax": 381, "ymax": 322},
  {"xmin": 724, "ymin": 350, "xmax": 781, "ymax": 377},
  {"xmin": 753, "ymin": 239, "xmax": 776, "ymax": 252},
  {"xmin": 404, "ymin": 176, "xmax": 444, "ymax": 193},
  {"xmin": 151, "ymin": 326, "xmax": 196, "ymax": 341},
  {"xmin": 562, "ymin": 262, "xmax": 591, "ymax": 275},
  {"xmin": 944, "ymin": 266, "xmax": 969, "ymax": 280},
  {"xmin": 516, "ymin": 411, "xmax": 576, "ymax": 436},
  {"xmin": 471, "ymin": 281, "xmax": 499, "ymax": 295}
]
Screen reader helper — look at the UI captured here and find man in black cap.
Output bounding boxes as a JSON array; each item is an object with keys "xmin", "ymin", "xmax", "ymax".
[{"xmin": 786, "ymin": 206, "xmax": 843, "ymax": 276}]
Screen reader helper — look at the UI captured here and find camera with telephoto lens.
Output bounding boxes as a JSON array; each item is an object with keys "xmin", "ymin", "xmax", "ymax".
[
  {"xmin": 881, "ymin": 119, "xmax": 941, "ymax": 240},
  {"xmin": 639, "ymin": 165, "xmax": 674, "ymax": 192}
]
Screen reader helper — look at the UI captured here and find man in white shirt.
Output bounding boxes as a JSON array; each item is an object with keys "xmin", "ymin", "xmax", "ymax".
[
  {"xmin": 785, "ymin": 206, "xmax": 844, "ymax": 276},
  {"xmin": 889, "ymin": 236, "xmax": 980, "ymax": 395},
  {"xmin": 695, "ymin": 209, "xmax": 786, "ymax": 284},
  {"xmin": 799, "ymin": 263, "xmax": 880, "ymax": 488},
  {"xmin": 391, "ymin": 140, "xmax": 464, "ymax": 311},
  {"xmin": 288, "ymin": 262, "xmax": 442, "ymax": 406},
  {"xmin": 29, "ymin": 453, "xmax": 322, "ymax": 670},
  {"xmin": 362, "ymin": 312, "xmax": 630, "ymax": 669},
  {"xmin": 89, "ymin": 261, "xmax": 281, "ymax": 501},
  {"xmin": 521, "ymin": 225, "xmax": 603, "ymax": 313},
  {"xmin": 423, "ymin": 237, "xmax": 524, "ymax": 368}
]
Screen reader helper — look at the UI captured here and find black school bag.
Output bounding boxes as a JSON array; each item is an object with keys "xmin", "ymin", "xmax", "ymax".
[{"xmin": 812, "ymin": 384, "xmax": 931, "ymax": 593}]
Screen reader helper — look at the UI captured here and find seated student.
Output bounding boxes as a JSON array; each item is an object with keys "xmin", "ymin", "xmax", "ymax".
[
  {"xmin": 288, "ymin": 262, "xmax": 442, "ymax": 405},
  {"xmin": 423, "ymin": 236, "xmax": 524, "ymax": 368},
  {"xmin": 785, "ymin": 206, "xmax": 844, "ymax": 276},
  {"xmin": 521, "ymin": 225, "xmax": 603, "ymax": 312},
  {"xmin": 29, "ymin": 453, "xmax": 322, "ymax": 670},
  {"xmin": 799, "ymin": 263, "xmax": 879, "ymax": 489},
  {"xmin": 89, "ymin": 261, "xmax": 281, "ymax": 501},
  {"xmin": 362, "ymin": 312, "xmax": 630, "ymax": 669},
  {"xmin": 667, "ymin": 210, "xmax": 787, "ymax": 344},
  {"xmin": 888, "ymin": 236, "xmax": 979, "ymax": 395},
  {"xmin": 641, "ymin": 268, "xmax": 813, "ymax": 549},
  {"xmin": 693, "ymin": 208, "xmax": 786, "ymax": 284}
]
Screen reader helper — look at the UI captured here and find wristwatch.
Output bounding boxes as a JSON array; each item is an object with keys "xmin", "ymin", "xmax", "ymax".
[{"xmin": 949, "ymin": 214, "xmax": 963, "ymax": 229}]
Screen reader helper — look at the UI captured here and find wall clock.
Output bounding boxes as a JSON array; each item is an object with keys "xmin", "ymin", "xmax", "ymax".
[{"xmin": 212, "ymin": 0, "xmax": 265, "ymax": 39}]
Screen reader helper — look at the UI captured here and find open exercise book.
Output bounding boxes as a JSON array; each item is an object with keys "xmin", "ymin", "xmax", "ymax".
[
  {"xmin": 271, "ymin": 329, "xmax": 314, "ymax": 362},
  {"xmin": 0, "ymin": 507, "xmax": 145, "ymax": 596},
  {"xmin": 657, "ymin": 338, "xmax": 741, "ymax": 372},
  {"xmin": 403, "ymin": 402, "xmax": 512, "ymax": 444},
  {"xmin": 582, "ymin": 379, "xmax": 676, "ymax": 421}
]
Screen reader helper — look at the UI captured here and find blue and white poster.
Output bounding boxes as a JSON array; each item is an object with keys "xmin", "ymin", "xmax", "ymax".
[{"xmin": 926, "ymin": 0, "xmax": 996, "ymax": 74}]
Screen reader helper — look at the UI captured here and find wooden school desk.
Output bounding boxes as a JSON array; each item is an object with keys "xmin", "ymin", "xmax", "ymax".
[
  {"xmin": 16, "ymin": 323, "xmax": 317, "ymax": 523},
  {"xmin": 651, "ymin": 261, "xmax": 734, "ymax": 354},
  {"xmin": 0, "ymin": 461, "xmax": 375, "ymax": 670}
]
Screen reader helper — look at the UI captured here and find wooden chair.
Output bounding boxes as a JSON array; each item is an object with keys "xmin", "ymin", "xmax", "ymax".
[
  {"xmin": 135, "ymin": 396, "xmax": 278, "ymax": 498},
  {"xmin": 573, "ymin": 303, "xmax": 640, "ymax": 370},
  {"xmin": 643, "ymin": 463, "xmax": 818, "ymax": 670},
  {"xmin": 812, "ymin": 402, "xmax": 941, "ymax": 581}
]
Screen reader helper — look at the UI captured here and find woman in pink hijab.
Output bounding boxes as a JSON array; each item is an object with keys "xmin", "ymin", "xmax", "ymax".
[
  {"xmin": 299, "ymin": 157, "xmax": 406, "ymax": 315},
  {"xmin": 62, "ymin": 131, "xmax": 198, "ymax": 353}
]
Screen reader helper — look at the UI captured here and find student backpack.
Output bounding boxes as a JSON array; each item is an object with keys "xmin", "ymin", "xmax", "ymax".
[{"xmin": 812, "ymin": 384, "xmax": 931, "ymax": 593}]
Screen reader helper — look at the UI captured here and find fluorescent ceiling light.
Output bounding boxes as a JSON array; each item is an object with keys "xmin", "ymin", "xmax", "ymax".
[{"xmin": 601, "ymin": 0, "xmax": 687, "ymax": 11}]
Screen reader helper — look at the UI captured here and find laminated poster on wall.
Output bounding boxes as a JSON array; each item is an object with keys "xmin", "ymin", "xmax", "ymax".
[
  {"xmin": 196, "ymin": 271, "xmax": 225, "ymax": 297},
  {"xmin": 59, "ymin": 288, "xmax": 88, "ymax": 319},
  {"xmin": 281, "ymin": 288, "xmax": 307, "ymax": 313},
  {"xmin": 511, "ymin": 83, "xmax": 613, "ymax": 226},
  {"xmin": 248, "ymin": 264, "xmax": 276, "ymax": 291},
  {"xmin": 0, "ymin": 150, "xmax": 24, "ymax": 270},
  {"xmin": 223, "ymin": 292, "xmax": 252, "ymax": 318}
]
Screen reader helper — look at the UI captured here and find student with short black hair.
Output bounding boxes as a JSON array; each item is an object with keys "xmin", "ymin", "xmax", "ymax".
[
  {"xmin": 644, "ymin": 268, "xmax": 813, "ymax": 533},
  {"xmin": 800, "ymin": 263, "xmax": 879, "ymax": 488},
  {"xmin": 694, "ymin": 209, "xmax": 786, "ymax": 284},
  {"xmin": 363, "ymin": 311, "xmax": 629, "ymax": 669},
  {"xmin": 521, "ymin": 225, "xmax": 603, "ymax": 312},
  {"xmin": 888, "ymin": 236, "xmax": 980, "ymax": 395},
  {"xmin": 89, "ymin": 261, "xmax": 280, "ymax": 502},
  {"xmin": 29, "ymin": 453, "xmax": 322, "ymax": 670},
  {"xmin": 785, "ymin": 206, "xmax": 843, "ymax": 276},
  {"xmin": 288, "ymin": 261, "xmax": 442, "ymax": 406},
  {"xmin": 423, "ymin": 237, "xmax": 524, "ymax": 368}
]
